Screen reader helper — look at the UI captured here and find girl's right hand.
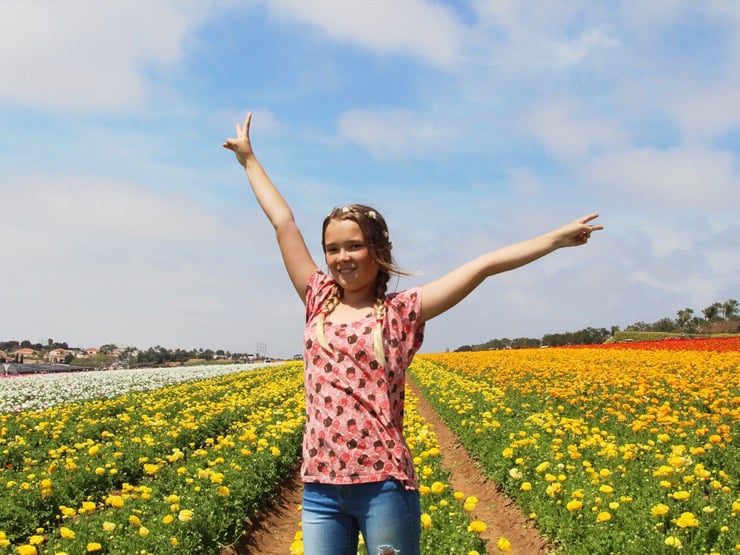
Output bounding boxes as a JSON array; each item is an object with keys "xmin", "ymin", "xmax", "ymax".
[{"xmin": 222, "ymin": 112, "xmax": 254, "ymax": 167}]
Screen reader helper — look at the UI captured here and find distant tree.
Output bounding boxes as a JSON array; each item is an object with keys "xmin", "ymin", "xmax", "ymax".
[
  {"xmin": 676, "ymin": 308, "xmax": 694, "ymax": 330},
  {"xmin": 100, "ymin": 344, "xmax": 118, "ymax": 355},
  {"xmin": 652, "ymin": 317, "xmax": 678, "ymax": 333},
  {"xmin": 455, "ymin": 345, "xmax": 473, "ymax": 352},
  {"xmin": 722, "ymin": 299, "xmax": 739, "ymax": 320},
  {"xmin": 702, "ymin": 303, "xmax": 721, "ymax": 321}
]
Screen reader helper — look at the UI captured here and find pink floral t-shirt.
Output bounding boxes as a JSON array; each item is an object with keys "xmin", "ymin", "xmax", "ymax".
[{"xmin": 301, "ymin": 270, "xmax": 425, "ymax": 490}]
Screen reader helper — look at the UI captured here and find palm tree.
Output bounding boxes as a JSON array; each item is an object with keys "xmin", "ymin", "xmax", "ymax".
[
  {"xmin": 676, "ymin": 308, "xmax": 694, "ymax": 330},
  {"xmin": 702, "ymin": 303, "xmax": 720, "ymax": 321},
  {"xmin": 722, "ymin": 299, "xmax": 738, "ymax": 320}
]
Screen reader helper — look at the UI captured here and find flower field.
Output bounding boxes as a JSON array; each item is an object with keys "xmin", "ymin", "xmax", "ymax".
[
  {"xmin": 1, "ymin": 364, "xmax": 489, "ymax": 554},
  {"xmin": 411, "ymin": 337, "xmax": 739, "ymax": 555},
  {"xmin": 0, "ymin": 363, "xmax": 305, "ymax": 553},
  {"xmin": 1, "ymin": 337, "xmax": 738, "ymax": 554}
]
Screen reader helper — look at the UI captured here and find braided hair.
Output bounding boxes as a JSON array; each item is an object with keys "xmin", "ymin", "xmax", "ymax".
[{"xmin": 316, "ymin": 204, "xmax": 409, "ymax": 367}]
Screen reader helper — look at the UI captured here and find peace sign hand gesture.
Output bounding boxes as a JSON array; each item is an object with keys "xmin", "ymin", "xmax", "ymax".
[{"xmin": 222, "ymin": 112, "xmax": 255, "ymax": 168}]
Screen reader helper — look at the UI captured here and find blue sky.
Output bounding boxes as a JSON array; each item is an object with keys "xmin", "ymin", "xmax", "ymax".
[{"xmin": 1, "ymin": 1, "xmax": 738, "ymax": 357}]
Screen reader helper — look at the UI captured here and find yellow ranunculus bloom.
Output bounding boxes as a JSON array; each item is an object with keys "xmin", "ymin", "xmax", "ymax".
[
  {"xmin": 596, "ymin": 511, "xmax": 611, "ymax": 523},
  {"xmin": 420, "ymin": 513, "xmax": 433, "ymax": 529},
  {"xmin": 178, "ymin": 509, "xmax": 194, "ymax": 522},
  {"xmin": 467, "ymin": 520, "xmax": 487, "ymax": 533},
  {"xmin": 86, "ymin": 543, "xmax": 102, "ymax": 552},
  {"xmin": 59, "ymin": 526, "xmax": 75, "ymax": 539},
  {"xmin": 651, "ymin": 503, "xmax": 670, "ymax": 516},
  {"xmin": 497, "ymin": 537, "xmax": 512, "ymax": 553},
  {"xmin": 102, "ymin": 521, "xmax": 116, "ymax": 533},
  {"xmin": 665, "ymin": 536, "xmax": 682, "ymax": 549},
  {"xmin": 676, "ymin": 512, "xmax": 699, "ymax": 528}
]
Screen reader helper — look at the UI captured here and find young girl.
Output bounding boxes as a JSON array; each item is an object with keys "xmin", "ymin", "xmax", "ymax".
[{"xmin": 223, "ymin": 113, "xmax": 602, "ymax": 555}]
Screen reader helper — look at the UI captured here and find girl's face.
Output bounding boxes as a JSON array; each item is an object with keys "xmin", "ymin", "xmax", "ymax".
[{"xmin": 323, "ymin": 218, "xmax": 379, "ymax": 298}]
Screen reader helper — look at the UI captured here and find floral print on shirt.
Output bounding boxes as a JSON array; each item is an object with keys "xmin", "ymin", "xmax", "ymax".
[{"xmin": 301, "ymin": 270, "xmax": 425, "ymax": 489}]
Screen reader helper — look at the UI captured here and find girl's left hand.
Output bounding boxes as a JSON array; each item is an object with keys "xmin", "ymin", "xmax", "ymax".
[
  {"xmin": 222, "ymin": 112, "xmax": 254, "ymax": 167},
  {"xmin": 556, "ymin": 213, "xmax": 603, "ymax": 247}
]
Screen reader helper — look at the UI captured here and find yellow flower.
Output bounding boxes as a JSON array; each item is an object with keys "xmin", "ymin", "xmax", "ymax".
[
  {"xmin": 106, "ymin": 494, "xmax": 124, "ymax": 508},
  {"xmin": 128, "ymin": 515, "xmax": 141, "ymax": 527},
  {"xmin": 566, "ymin": 500, "xmax": 583, "ymax": 512},
  {"xmin": 497, "ymin": 537, "xmax": 512, "ymax": 552},
  {"xmin": 102, "ymin": 521, "xmax": 116, "ymax": 533},
  {"xmin": 596, "ymin": 511, "xmax": 611, "ymax": 523},
  {"xmin": 671, "ymin": 490, "xmax": 691, "ymax": 500},
  {"xmin": 59, "ymin": 526, "xmax": 76, "ymax": 539},
  {"xmin": 467, "ymin": 520, "xmax": 487, "ymax": 533},
  {"xmin": 138, "ymin": 526, "xmax": 149, "ymax": 537},
  {"xmin": 521, "ymin": 482, "xmax": 532, "ymax": 492},
  {"xmin": 162, "ymin": 514, "xmax": 175, "ymax": 525},
  {"xmin": 178, "ymin": 509, "xmax": 194, "ymax": 522},
  {"xmin": 218, "ymin": 486, "xmax": 230, "ymax": 497},
  {"xmin": 431, "ymin": 482, "xmax": 445, "ymax": 494},
  {"xmin": 675, "ymin": 512, "xmax": 699, "ymax": 528},
  {"xmin": 87, "ymin": 543, "xmax": 102, "ymax": 552},
  {"xmin": 665, "ymin": 536, "xmax": 682, "ymax": 549},
  {"xmin": 420, "ymin": 513, "xmax": 433, "ymax": 529},
  {"xmin": 17, "ymin": 546, "xmax": 38, "ymax": 555},
  {"xmin": 651, "ymin": 503, "xmax": 670, "ymax": 516}
]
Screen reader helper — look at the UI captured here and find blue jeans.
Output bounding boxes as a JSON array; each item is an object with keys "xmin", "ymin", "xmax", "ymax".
[{"xmin": 302, "ymin": 480, "xmax": 421, "ymax": 555}]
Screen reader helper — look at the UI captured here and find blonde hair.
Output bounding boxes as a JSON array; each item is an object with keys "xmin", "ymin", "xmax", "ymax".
[{"xmin": 316, "ymin": 204, "xmax": 409, "ymax": 367}]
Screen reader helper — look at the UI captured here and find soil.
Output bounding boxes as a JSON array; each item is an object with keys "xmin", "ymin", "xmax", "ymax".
[{"xmin": 222, "ymin": 380, "xmax": 551, "ymax": 554}]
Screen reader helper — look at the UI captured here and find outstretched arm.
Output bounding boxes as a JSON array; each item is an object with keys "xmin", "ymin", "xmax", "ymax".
[
  {"xmin": 223, "ymin": 113, "xmax": 318, "ymax": 302},
  {"xmin": 419, "ymin": 214, "xmax": 603, "ymax": 323}
]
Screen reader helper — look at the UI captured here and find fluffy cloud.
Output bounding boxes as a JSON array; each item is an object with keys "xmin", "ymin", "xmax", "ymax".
[{"xmin": 0, "ymin": 2, "xmax": 211, "ymax": 112}]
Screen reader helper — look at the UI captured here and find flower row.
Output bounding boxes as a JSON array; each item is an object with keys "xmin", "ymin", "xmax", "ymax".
[
  {"xmin": 0, "ymin": 363, "xmax": 305, "ymax": 553},
  {"xmin": 412, "ymin": 341, "xmax": 739, "ymax": 555}
]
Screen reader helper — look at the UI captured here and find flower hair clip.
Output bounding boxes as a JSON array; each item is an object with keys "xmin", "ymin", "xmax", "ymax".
[
  {"xmin": 341, "ymin": 206, "xmax": 351, "ymax": 214},
  {"xmin": 366, "ymin": 210, "xmax": 377, "ymax": 220}
]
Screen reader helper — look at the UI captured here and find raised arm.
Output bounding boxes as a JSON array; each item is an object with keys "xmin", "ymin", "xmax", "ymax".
[
  {"xmin": 223, "ymin": 113, "xmax": 318, "ymax": 302},
  {"xmin": 419, "ymin": 214, "xmax": 603, "ymax": 323}
]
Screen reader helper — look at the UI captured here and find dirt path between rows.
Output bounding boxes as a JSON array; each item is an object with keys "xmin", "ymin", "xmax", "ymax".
[{"xmin": 224, "ymin": 380, "xmax": 551, "ymax": 554}]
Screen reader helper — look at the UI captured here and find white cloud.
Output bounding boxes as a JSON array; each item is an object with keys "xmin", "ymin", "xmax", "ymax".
[
  {"xmin": 550, "ymin": 27, "xmax": 619, "ymax": 68},
  {"xmin": 524, "ymin": 98, "xmax": 626, "ymax": 161},
  {"xmin": 584, "ymin": 145, "xmax": 740, "ymax": 211},
  {"xmin": 263, "ymin": 0, "xmax": 465, "ymax": 69},
  {"xmin": 668, "ymin": 83, "xmax": 740, "ymax": 141},
  {"xmin": 0, "ymin": 1, "xmax": 210, "ymax": 112},
  {"xmin": 336, "ymin": 107, "xmax": 451, "ymax": 159}
]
